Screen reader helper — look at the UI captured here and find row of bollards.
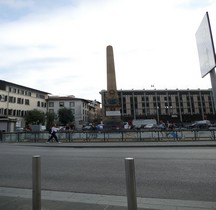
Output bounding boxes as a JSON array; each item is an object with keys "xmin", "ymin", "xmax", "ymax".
[{"xmin": 32, "ymin": 156, "xmax": 137, "ymax": 210}]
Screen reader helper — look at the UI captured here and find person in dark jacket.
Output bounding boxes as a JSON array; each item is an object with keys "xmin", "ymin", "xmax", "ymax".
[{"xmin": 46, "ymin": 124, "xmax": 61, "ymax": 143}]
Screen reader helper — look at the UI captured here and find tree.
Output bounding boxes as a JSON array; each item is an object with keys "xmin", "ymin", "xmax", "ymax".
[
  {"xmin": 24, "ymin": 109, "xmax": 46, "ymax": 125},
  {"xmin": 46, "ymin": 112, "xmax": 57, "ymax": 128},
  {"xmin": 58, "ymin": 108, "xmax": 74, "ymax": 125}
]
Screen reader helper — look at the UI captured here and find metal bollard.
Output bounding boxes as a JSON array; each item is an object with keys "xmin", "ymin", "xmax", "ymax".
[
  {"xmin": 125, "ymin": 158, "xmax": 137, "ymax": 210},
  {"xmin": 32, "ymin": 155, "xmax": 41, "ymax": 210}
]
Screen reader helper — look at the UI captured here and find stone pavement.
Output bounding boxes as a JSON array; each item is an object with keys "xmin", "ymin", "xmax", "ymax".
[{"xmin": 1, "ymin": 187, "xmax": 216, "ymax": 210}]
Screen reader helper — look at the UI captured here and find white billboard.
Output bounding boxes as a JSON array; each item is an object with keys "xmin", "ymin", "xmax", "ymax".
[{"xmin": 195, "ymin": 12, "xmax": 216, "ymax": 78}]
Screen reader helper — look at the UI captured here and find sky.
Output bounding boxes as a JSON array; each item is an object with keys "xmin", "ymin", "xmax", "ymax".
[{"xmin": 0, "ymin": 0, "xmax": 216, "ymax": 102}]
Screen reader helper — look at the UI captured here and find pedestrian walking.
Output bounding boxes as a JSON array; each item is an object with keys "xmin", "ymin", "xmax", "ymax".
[{"xmin": 46, "ymin": 124, "xmax": 62, "ymax": 143}]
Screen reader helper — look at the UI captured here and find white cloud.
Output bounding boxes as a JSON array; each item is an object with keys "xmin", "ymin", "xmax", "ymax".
[{"xmin": 0, "ymin": 0, "xmax": 216, "ymax": 101}]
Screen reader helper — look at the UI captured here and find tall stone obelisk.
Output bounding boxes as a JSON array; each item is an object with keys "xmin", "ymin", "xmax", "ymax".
[{"xmin": 103, "ymin": 45, "xmax": 122, "ymax": 129}]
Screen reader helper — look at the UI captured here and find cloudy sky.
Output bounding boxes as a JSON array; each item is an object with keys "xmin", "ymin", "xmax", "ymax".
[{"xmin": 0, "ymin": 0, "xmax": 216, "ymax": 102}]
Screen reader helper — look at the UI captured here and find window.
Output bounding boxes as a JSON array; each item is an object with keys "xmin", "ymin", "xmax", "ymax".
[
  {"xmin": 70, "ymin": 102, "xmax": 75, "ymax": 107},
  {"xmin": 49, "ymin": 102, "xmax": 54, "ymax": 107},
  {"xmin": 71, "ymin": 109, "xmax": 75, "ymax": 114},
  {"xmin": 49, "ymin": 109, "xmax": 54, "ymax": 113},
  {"xmin": 59, "ymin": 102, "xmax": 64, "ymax": 107},
  {"xmin": 25, "ymin": 99, "xmax": 30, "ymax": 105},
  {"xmin": 37, "ymin": 101, "xmax": 40, "ymax": 107},
  {"xmin": 17, "ymin": 98, "xmax": 22, "ymax": 104},
  {"xmin": 0, "ymin": 95, "xmax": 5, "ymax": 101},
  {"xmin": 36, "ymin": 94, "xmax": 45, "ymax": 99},
  {"xmin": 24, "ymin": 91, "xmax": 31, "ymax": 96},
  {"xmin": 41, "ymin": 102, "xmax": 46, "ymax": 107},
  {"xmin": 9, "ymin": 96, "xmax": 14, "ymax": 103},
  {"xmin": 8, "ymin": 109, "xmax": 12, "ymax": 115}
]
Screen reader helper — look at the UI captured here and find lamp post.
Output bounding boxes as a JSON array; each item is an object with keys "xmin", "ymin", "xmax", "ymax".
[{"xmin": 156, "ymin": 106, "xmax": 160, "ymax": 123}]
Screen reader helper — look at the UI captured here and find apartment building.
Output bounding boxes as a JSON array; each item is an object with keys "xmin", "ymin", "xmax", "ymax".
[
  {"xmin": 100, "ymin": 89, "xmax": 216, "ymax": 123},
  {"xmin": 47, "ymin": 96, "xmax": 101, "ymax": 129},
  {"xmin": 0, "ymin": 80, "xmax": 49, "ymax": 131},
  {"xmin": 0, "ymin": 80, "xmax": 101, "ymax": 131}
]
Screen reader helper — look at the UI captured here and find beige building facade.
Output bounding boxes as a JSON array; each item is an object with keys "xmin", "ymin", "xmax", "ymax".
[
  {"xmin": 0, "ymin": 80, "xmax": 101, "ymax": 131},
  {"xmin": 101, "ymin": 89, "xmax": 215, "ymax": 123},
  {"xmin": 0, "ymin": 80, "xmax": 49, "ymax": 131}
]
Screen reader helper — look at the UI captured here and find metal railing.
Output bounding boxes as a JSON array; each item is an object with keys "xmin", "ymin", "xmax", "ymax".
[{"xmin": 0, "ymin": 128, "xmax": 216, "ymax": 143}]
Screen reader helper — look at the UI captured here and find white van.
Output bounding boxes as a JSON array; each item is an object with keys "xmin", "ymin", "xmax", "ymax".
[{"xmin": 132, "ymin": 119, "xmax": 157, "ymax": 129}]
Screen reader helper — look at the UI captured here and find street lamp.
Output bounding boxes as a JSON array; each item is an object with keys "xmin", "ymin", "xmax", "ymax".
[{"xmin": 156, "ymin": 106, "xmax": 160, "ymax": 123}]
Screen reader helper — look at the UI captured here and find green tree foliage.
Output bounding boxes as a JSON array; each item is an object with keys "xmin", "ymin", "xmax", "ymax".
[
  {"xmin": 58, "ymin": 108, "xmax": 74, "ymax": 125},
  {"xmin": 46, "ymin": 112, "xmax": 57, "ymax": 128},
  {"xmin": 24, "ymin": 109, "xmax": 46, "ymax": 125}
]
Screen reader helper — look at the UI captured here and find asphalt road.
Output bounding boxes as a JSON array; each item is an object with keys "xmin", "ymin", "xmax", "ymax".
[{"xmin": 0, "ymin": 143, "xmax": 216, "ymax": 202}]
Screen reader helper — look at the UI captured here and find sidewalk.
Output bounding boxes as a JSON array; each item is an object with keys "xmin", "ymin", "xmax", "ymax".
[
  {"xmin": 1, "ymin": 187, "xmax": 216, "ymax": 210},
  {"xmin": 0, "ymin": 187, "xmax": 153, "ymax": 210}
]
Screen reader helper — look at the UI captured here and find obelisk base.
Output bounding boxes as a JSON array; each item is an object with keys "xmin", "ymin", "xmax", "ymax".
[{"xmin": 103, "ymin": 117, "xmax": 122, "ymax": 130}]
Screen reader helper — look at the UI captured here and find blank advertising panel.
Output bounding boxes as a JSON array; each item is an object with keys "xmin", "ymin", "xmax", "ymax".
[{"xmin": 196, "ymin": 12, "xmax": 216, "ymax": 78}]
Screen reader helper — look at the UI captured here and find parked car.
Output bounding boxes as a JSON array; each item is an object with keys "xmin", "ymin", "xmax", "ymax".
[
  {"xmin": 15, "ymin": 127, "xmax": 24, "ymax": 132},
  {"xmin": 41, "ymin": 125, "xmax": 46, "ymax": 131},
  {"xmin": 209, "ymin": 122, "xmax": 216, "ymax": 129},
  {"xmin": 143, "ymin": 124, "xmax": 158, "ymax": 129},
  {"xmin": 96, "ymin": 124, "xmax": 104, "ymax": 130},
  {"xmin": 132, "ymin": 119, "xmax": 157, "ymax": 129},
  {"xmin": 123, "ymin": 122, "xmax": 131, "ymax": 129},
  {"xmin": 82, "ymin": 125, "xmax": 93, "ymax": 131},
  {"xmin": 187, "ymin": 120, "xmax": 211, "ymax": 129}
]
